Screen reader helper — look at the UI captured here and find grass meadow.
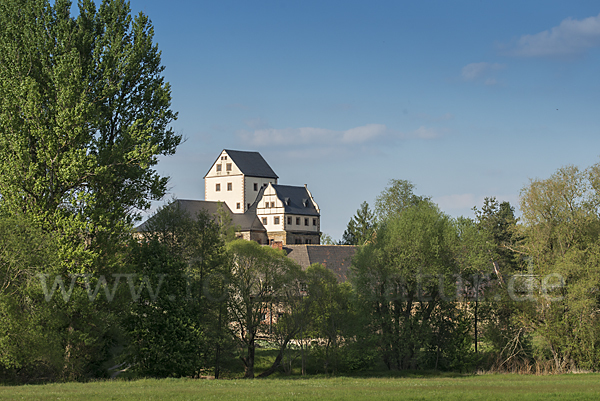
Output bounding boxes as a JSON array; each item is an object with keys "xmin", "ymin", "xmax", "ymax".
[{"xmin": 1, "ymin": 373, "xmax": 600, "ymax": 400}]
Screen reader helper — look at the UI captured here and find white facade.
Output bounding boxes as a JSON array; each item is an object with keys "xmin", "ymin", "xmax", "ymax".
[
  {"xmin": 204, "ymin": 150, "xmax": 320, "ymax": 244},
  {"xmin": 204, "ymin": 150, "xmax": 277, "ymax": 213}
]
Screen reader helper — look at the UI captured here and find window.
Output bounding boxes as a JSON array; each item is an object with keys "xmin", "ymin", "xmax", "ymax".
[
  {"xmin": 254, "ymin": 183, "xmax": 258, "ymax": 191},
  {"xmin": 304, "ymin": 218, "xmax": 309, "ymax": 226},
  {"xmin": 236, "ymin": 203, "xmax": 240, "ymax": 209},
  {"xmin": 274, "ymin": 217, "xmax": 280, "ymax": 225},
  {"xmin": 226, "ymin": 163, "xmax": 232, "ymax": 171},
  {"xmin": 215, "ymin": 183, "xmax": 221, "ymax": 191},
  {"xmin": 265, "ymin": 202, "xmax": 270, "ymax": 208},
  {"xmin": 296, "ymin": 217, "xmax": 300, "ymax": 225},
  {"xmin": 313, "ymin": 218, "xmax": 317, "ymax": 226},
  {"xmin": 221, "ymin": 155, "xmax": 227, "ymax": 160},
  {"xmin": 271, "ymin": 202, "xmax": 275, "ymax": 208},
  {"xmin": 262, "ymin": 217, "xmax": 267, "ymax": 225},
  {"xmin": 227, "ymin": 182, "xmax": 232, "ymax": 191},
  {"xmin": 305, "ymin": 239, "xmax": 312, "ymax": 244},
  {"xmin": 216, "ymin": 164, "xmax": 221, "ymax": 172},
  {"xmin": 287, "ymin": 216, "xmax": 292, "ymax": 225},
  {"xmin": 247, "ymin": 203, "xmax": 251, "ymax": 210}
]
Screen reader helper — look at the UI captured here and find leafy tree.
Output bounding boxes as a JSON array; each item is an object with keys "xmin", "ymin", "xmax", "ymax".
[
  {"xmin": 473, "ymin": 197, "xmax": 521, "ymax": 278},
  {"xmin": 0, "ymin": 0, "xmax": 179, "ymax": 243},
  {"xmin": 0, "ymin": 214, "xmax": 63, "ymax": 380},
  {"xmin": 374, "ymin": 179, "xmax": 430, "ymax": 222},
  {"xmin": 352, "ymin": 201, "xmax": 472, "ymax": 370},
  {"xmin": 471, "ymin": 198, "xmax": 530, "ymax": 366},
  {"xmin": 304, "ymin": 264, "xmax": 354, "ymax": 374},
  {"xmin": 226, "ymin": 240, "xmax": 303, "ymax": 378},
  {"xmin": 0, "ymin": 0, "xmax": 180, "ymax": 380},
  {"xmin": 342, "ymin": 201, "xmax": 376, "ymax": 245},
  {"xmin": 127, "ymin": 201, "xmax": 231, "ymax": 378},
  {"xmin": 320, "ymin": 233, "xmax": 339, "ymax": 245},
  {"xmin": 518, "ymin": 164, "xmax": 600, "ymax": 371}
]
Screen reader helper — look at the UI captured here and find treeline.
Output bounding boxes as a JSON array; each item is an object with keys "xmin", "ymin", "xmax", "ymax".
[
  {"xmin": 4, "ymin": 166, "xmax": 600, "ymax": 382},
  {"xmin": 2, "ymin": 0, "xmax": 600, "ymax": 383}
]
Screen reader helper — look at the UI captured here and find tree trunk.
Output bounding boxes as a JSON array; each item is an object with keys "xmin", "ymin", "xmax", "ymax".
[
  {"xmin": 244, "ymin": 341, "xmax": 255, "ymax": 378},
  {"xmin": 257, "ymin": 338, "xmax": 291, "ymax": 378}
]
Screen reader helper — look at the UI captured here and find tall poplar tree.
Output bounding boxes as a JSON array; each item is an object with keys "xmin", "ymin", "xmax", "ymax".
[
  {"xmin": 0, "ymin": 0, "xmax": 180, "ymax": 380},
  {"xmin": 0, "ymin": 0, "xmax": 180, "ymax": 251}
]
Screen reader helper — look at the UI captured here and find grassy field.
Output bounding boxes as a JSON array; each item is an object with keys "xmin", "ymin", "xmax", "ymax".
[{"xmin": 1, "ymin": 373, "xmax": 600, "ymax": 401}]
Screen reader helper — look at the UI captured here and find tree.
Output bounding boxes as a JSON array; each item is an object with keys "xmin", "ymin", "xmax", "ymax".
[
  {"xmin": 0, "ymin": 0, "xmax": 180, "ymax": 381},
  {"xmin": 518, "ymin": 164, "xmax": 600, "ymax": 371},
  {"xmin": 0, "ymin": 214, "xmax": 63, "ymax": 380},
  {"xmin": 342, "ymin": 201, "xmax": 376, "ymax": 245},
  {"xmin": 226, "ymin": 240, "xmax": 303, "ymax": 378},
  {"xmin": 473, "ymin": 197, "xmax": 520, "ymax": 279},
  {"xmin": 352, "ymin": 201, "xmax": 473, "ymax": 370},
  {"xmin": 127, "ymin": 201, "xmax": 231, "ymax": 378},
  {"xmin": 304, "ymin": 264, "xmax": 353, "ymax": 374},
  {"xmin": 374, "ymin": 179, "xmax": 430, "ymax": 222},
  {"xmin": 0, "ymin": 0, "xmax": 179, "ymax": 244}
]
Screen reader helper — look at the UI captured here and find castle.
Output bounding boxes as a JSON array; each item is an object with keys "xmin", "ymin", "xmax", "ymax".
[
  {"xmin": 203, "ymin": 149, "xmax": 321, "ymax": 245},
  {"xmin": 137, "ymin": 149, "xmax": 357, "ymax": 281}
]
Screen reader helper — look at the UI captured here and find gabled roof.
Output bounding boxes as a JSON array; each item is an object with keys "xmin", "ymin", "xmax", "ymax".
[
  {"xmin": 283, "ymin": 245, "xmax": 357, "ymax": 283},
  {"xmin": 205, "ymin": 149, "xmax": 278, "ymax": 179},
  {"xmin": 271, "ymin": 184, "xmax": 320, "ymax": 216},
  {"xmin": 135, "ymin": 199, "xmax": 266, "ymax": 233}
]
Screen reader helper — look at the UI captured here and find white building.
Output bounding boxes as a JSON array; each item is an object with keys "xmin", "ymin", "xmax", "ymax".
[
  {"xmin": 204, "ymin": 149, "xmax": 320, "ymax": 245},
  {"xmin": 204, "ymin": 149, "xmax": 278, "ymax": 213}
]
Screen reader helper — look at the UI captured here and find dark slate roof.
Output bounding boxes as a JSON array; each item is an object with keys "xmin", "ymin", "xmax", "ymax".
[
  {"xmin": 225, "ymin": 149, "xmax": 278, "ymax": 179},
  {"xmin": 135, "ymin": 199, "xmax": 265, "ymax": 233},
  {"xmin": 283, "ymin": 245, "xmax": 357, "ymax": 283},
  {"xmin": 271, "ymin": 184, "xmax": 319, "ymax": 216}
]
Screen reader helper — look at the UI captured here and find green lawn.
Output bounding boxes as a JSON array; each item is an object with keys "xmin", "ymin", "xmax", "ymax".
[{"xmin": 1, "ymin": 374, "xmax": 600, "ymax": 401}]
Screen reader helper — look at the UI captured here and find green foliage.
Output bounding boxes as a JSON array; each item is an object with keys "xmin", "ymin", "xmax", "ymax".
[
  {"xmin": 352, "ymin": 197, "xmax": 473, "ymax": 371},
  {"xmin": 374, "ymin": 179, "xmax": 430, "ymax": 222},
  {"xmin": 0, "ymin": 215, "xmax": 63, "ymax": 380},
  {"xmin": 0, "ymin": 0, "xmax": 180, "ymax": 382},
  {"xmin": 517, "ymin": 163, "xmax": 600, "ymax": 371},
  {"xmin": 342, "ymin": 202, "xmax": 376, "ymax": 245},
  {"xmin": 303, "ymin": 264, "xmax": 355, "ymax": 374},
  {"xmin": 124, "ymin": 202, "xmax": 231, "ymax": 378},
  {"xmin": 0, "ymin": 0, "xmax": 179, "ymax": 244},
  {"xmin": 226, "ymin": 240, "xmax": 303, "ymax": 378}
]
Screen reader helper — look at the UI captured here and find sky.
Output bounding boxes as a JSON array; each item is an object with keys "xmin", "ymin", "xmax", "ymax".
[{"xmin": 126, "ymin": 0, "xmax": 600, "ymax": 240}]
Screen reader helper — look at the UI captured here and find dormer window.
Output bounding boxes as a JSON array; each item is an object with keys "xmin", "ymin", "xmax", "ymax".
[
  {"xmin": 284, "ymin": 197, "xmax": 290, "ymax": 206},
  {"xmin": 302, "ymin": 199, "xmax": 308, "ymax": 207}
]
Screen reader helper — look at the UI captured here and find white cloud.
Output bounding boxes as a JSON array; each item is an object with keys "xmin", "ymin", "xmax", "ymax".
[
  {"xmin": 461, "ymin": 62, "xmax": 505, "ymax": 82},
  {"xmin": 238, "ymin": 123, "xmax": 446, "ymax": 151},
  {"xmin": 411, "ymin": 126, "xmax": 441, "ymax": 139},
  {"xmin": 342, "ymin": 124, "xmax": 387, "ymax": 143},
  {"xmin": 238, "ymin": 124, "xmax": 388, "ymax": 147},
  {"xmin": 508, "ymin": 13, "xmax": 600, "ymax": 58}
]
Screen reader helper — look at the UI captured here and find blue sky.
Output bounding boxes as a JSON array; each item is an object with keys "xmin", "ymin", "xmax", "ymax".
[{"xmin": 128, "ymin": 0, "xmax": 600, "ymax": 240}]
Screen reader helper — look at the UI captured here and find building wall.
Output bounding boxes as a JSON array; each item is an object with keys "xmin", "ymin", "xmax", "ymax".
[
  {"xmin": 244, "ymin": 177, "xmax": 277, "ymax": 211},
  {"xmin": 205, "ymin": 175, "xmax": 245, "ymax": 213}
]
